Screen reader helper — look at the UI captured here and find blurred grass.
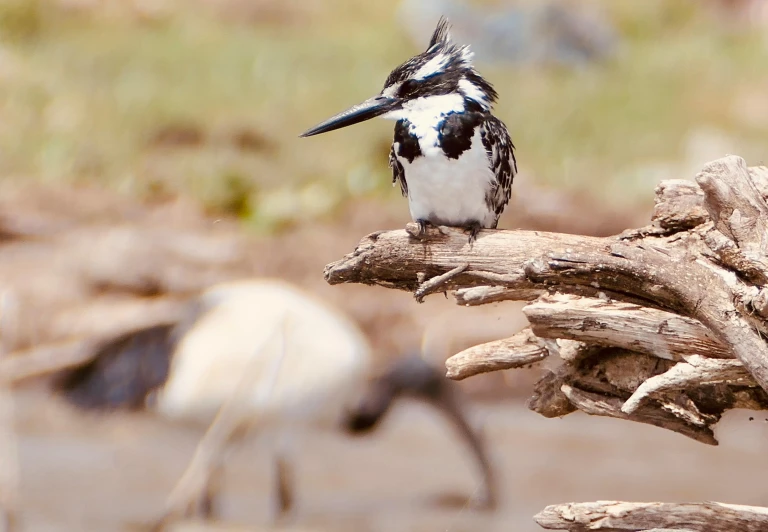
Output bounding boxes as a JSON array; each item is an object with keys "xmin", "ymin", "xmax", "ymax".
[{"xmin": 0, "ymin": 0, "xmax": 766, "ymax": 231}]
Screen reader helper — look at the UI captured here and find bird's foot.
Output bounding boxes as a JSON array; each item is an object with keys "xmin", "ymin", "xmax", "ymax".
[
  {"xmin": 463, "ymin": 221, "xmax": 483, "ymax": 244},
  {"xmin": 407, "ymin": 219, "xmax": 448, "ymax": 240},
  {"xmin": 414, "ymin": 263, "xmax": 469, "ymax": 303},
  {"xmin": 410, "ymin": 218, "xmax": 434, "ymax": 240}
]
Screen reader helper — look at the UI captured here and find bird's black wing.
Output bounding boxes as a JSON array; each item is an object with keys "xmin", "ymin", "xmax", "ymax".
[
  {"xmin": 54, "ymin": 323, "xmax": 176, "ymax": 411},
  {"xmin": 479, "ymin": 115, "xmax": 517, "ymax": 227},
  {"xmin": 389, "ymin": 143, "xmax": 408, "ymax": 197}
]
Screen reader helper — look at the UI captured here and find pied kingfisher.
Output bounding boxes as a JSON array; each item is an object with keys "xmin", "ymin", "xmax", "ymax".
[{"xmin": 300, "ymin": 17, "xmax": 517, "ymax": 243}]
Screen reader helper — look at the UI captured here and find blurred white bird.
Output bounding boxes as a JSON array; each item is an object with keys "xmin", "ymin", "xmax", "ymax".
[{"xmin": 52, "ymin": 278, "xmax": 497, "ymax": 523}]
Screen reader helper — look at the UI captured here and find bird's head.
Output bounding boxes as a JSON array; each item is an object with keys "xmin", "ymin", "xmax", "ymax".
[{"xmin": 300, "ymin": 17, "xmax": 497, "ymax": 138}]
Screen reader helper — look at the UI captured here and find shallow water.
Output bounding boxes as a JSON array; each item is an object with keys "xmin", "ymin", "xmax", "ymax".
[{"xmin": 12, "ymin": 389, "xmax": 768, "ymax": 532}]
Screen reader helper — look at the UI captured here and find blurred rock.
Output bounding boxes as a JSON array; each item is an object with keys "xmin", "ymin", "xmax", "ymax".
[{"xmin": 398, "ymin": 0, "xmax": 619, "ymax": 68}]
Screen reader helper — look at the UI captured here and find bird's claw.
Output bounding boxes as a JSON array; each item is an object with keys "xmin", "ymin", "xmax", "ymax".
[
  {"xmin": 408, "ymin": 219, "xmax": 433, "ymax": 240},
  {"xmin": 464, "ymin": 221, "xmax": 482, "ymax": 244}
]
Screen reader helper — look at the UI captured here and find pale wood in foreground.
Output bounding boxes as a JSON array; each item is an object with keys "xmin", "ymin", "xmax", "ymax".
[{"xmin": 534, "ymin": 501, "xmax": 768, "ymax": 531}]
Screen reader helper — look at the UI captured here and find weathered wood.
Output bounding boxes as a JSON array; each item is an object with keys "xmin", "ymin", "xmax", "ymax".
[
  {"xmin": 325, "ymin": 217, "xmax": 768, "ymax": 394},
  {"xmin": 523, "ymin": 294, "xmax": 732, "ymax": 361},
  {"xmin": 414, "ymin": 263, "xmax": 468, "ymax": 303},
  {"xmin": 445, "ymin": 328, "xmax": 550, "ymax": 380},
  {"xmin": 534, "ymin": 501, "xmax": 768, "ymax": 531},
  {"xmin": 652, "ymin": 179, "xmax": 709, "ymax": 232},
  {"xmin": 454, "ymin": 285, "xmax": 543, "ymax": 306},
  {"xmin": 750, "ymin": 166, "xmax": 768, "ymax": 201},
  {"xmin": 696, "ymin": 155, "xmax": 768, "ymax": 284},
  {"xmin": 528, "ymin": 347, "xmax": 768, "ymax": 442},
  {"xmin": 560, "ymin": 384, "xmax": 717, "ymax": 445},
  {"xmin": 621, "ymin": 355, "xmax": 753, "ymax": 414}
]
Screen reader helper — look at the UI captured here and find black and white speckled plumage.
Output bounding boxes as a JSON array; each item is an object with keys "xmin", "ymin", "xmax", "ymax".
[
  {"xmin": 301, "ymin": 17, "xmax": 518, "ymax": 241},
  {"xmin": 389, "ymin": 110, "xmax": 516, "ymax": 230},
  {"xmin": 382, "ymin": 18, "xmax": 517, "ymax": 237},
  {"xmin": 479, "ymin": 114, "xmax": 517, "ymax": 225}
]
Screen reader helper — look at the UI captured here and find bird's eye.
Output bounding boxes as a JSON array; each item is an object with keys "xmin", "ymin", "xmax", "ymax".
[{"xmin": 399, "ymin": 79, "xmax": 419, "ymax": 97}]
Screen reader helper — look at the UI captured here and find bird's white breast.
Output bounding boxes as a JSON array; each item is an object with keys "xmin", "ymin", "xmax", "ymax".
[
  {"xmin": 393, "ymin": 109, "xmax": 497, "ymax": 228},
  {"xmin": 154, "ymin": 279, "xmax": 372, "ymax": 431}
]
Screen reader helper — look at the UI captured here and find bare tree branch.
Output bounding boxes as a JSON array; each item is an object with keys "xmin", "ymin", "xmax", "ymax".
[
  {"xmin": 560, "ymin": 384, "xmax": 717, "ymax": 446},
  {"xmin": 621, "ymin": 355, "xmax": 752, "ymax": 414},
  {"xmin": 325, "ymin": 218, "xmax": 768, "ymax": 394},
  {"xmin": 454, "ymin": 285, "xmax": 543, "ymax": 306},
  {"xmin": 523, "ymin": 294, "xmax": 732, "ymax": 361},
  {"xmin": 445, "ymin": 328, "xmax": 550, "ymax": 380}
]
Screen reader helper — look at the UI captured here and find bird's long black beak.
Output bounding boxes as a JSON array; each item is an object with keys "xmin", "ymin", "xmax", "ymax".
[{"xmin": 299, "ymin": 95, "xmax": 400, "ymax": 137}]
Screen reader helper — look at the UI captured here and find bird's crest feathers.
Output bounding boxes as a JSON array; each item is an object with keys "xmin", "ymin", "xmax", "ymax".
[
  {"xmin": 428, "ymin": 16, "xmax": 453, "ymax": 50},
  {"xmin": 381, "ymin": 17, "xmax": 495, "ymax": 107}
]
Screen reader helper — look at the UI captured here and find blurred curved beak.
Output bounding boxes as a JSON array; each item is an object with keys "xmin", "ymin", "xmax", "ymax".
[{"xmin": 300, "ymin": 95, "xmax": 401, "ymax": 137}]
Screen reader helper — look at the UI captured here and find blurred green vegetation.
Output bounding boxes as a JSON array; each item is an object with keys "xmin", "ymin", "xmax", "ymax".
[{"xmin": 0, "ymin": 0, "xmax": 766, "ymax": 231}]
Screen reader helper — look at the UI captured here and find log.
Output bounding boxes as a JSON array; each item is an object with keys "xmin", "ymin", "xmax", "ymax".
[
  {"xmin": 534, "ymin": 501, "xmax": 768, "ymax": 531},
  {"xmin": 0, "ymin": 339, "xmax": 102, "ymax": 383}
]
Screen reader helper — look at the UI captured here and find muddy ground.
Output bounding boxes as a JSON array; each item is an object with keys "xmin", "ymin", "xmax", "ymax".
[{"xmin": 14, "ymin": 388, "xmax": 768, "ymax": 532}]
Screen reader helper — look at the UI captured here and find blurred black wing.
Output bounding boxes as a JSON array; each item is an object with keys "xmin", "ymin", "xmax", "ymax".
[
  {"xmin": 389, "ymin": 143, "xmax": 408, "ymax": 197},
  {"xmin": 55, "ymin": 323, "xmax": 177, "ymax": 411},
  {"xmin": 480, "ymin": 115, "xmax": 517, "ymax": 226}
]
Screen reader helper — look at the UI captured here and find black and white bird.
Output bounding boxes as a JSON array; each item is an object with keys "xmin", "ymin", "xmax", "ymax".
[{"xmin": 301, "ymin": 17, "xmax": 517, "ymax": 242}]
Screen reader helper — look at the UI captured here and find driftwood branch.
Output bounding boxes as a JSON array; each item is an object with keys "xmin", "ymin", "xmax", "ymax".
[
  {"xmin": 534, "ymin": 501, "xmax": 768, "ymax": 531},
  {"xmin": 445, "ymin": 328, "xmax": 550, "ymax": 380},
  {"xmin": 326, "ymin": 223, "xmax": 768, "ymax": 392},
  {"xmin": 523, "ymin": 294, "xmax": 732, "ymax": 361},
  {"xmin": 621, "ymin": 355, "xmax": 753, "ymax": 414},
  {"xmin": 325, "ymin": 155, "xmax": 768, "ymax": 530},
  {"xmin": 560, "ymin": 383, "xmax": 718, "ymax": 445},
  {"xmin": 325, "ymin": 155, "xmax": 768, "ymax": 411}
]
